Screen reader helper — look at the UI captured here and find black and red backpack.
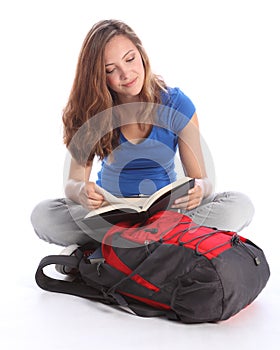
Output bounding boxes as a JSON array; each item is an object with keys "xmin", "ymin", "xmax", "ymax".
[{"xmin": 35, "ymin": 210, "xmax": 270, "ymax": 323}]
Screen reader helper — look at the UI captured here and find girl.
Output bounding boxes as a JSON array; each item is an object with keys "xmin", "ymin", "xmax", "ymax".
[{"xmin": 31, "ymin": 20, "xmax": 254, "ymax": 264}]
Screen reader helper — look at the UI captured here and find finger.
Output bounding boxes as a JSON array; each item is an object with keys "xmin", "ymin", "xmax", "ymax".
[
  {"xmin": 89, "ymin": 194, "xmax": 104, "ymax": 201},
  {"xmin": 171, "ymin": 201, "xmax": 189, "ymax": 209},
  {"xmin": 186, "ymin": 197, "xmax": 203, "ymax": 210},
  {"xmin": 87, "ymin": 198, "xmax": 103, "ymax": 209},
  {"xmin": 86, "ymin": 190, "xmax": 104, "ymax": 201},
  {"xmin": 173, "ymin": 195, "xmax": 189, "ymax": 205},
  {"xmin": 85, "ymin": 183, "xmax": 104, "ymax": 200},
  {"xmin": 186, "ymin": 201, "xmax": 199, "ymax": 210},
  {"xmin": 172, "ymin": 195, "xmax": 202, "ymax": 210},
  {"xmin": 188, "ymin": 185, "xmax": 201, "ymax": 195}
]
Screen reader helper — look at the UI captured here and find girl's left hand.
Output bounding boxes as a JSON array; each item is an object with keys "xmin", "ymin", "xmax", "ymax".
[{"xmin": 171, "ymin": 184, "xmax": 203, "ymax": 210}]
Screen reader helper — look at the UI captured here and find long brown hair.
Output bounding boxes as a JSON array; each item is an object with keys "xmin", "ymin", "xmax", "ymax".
[{"xmin": 62, "ymin": 19, "xmax": 166, "ymax": 165}]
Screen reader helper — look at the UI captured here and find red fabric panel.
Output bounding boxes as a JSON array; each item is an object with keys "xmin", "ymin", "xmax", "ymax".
[
  {"xmin": 102, "ymin": 230, "xmax": 159, "ymax": 292},
  {"xmin": 106, "ymin": 210, "xmax": 247, "ymax": 260},
  {"xmin": 120, "ymin": 290, "xmax": 171, "ymax": 310},
  {"xmin": 102, "ymin": 244, "xmax": 132, "ymax": 275},
  {"xmin": 132, "ymin": 274, "xmax": 159, "ymax": 292}
]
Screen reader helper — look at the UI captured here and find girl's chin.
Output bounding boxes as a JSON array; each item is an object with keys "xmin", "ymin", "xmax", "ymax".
[{"xmin": 119, "ymin": 90, "xmax": 142, "ymax": 103}]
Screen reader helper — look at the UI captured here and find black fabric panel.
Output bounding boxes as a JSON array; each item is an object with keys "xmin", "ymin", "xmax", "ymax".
[
  {"xmin": 107, "ymin": 244, "xmax": 224, "ymax": 323},
  {"xmin": 170, "ymin": 258, "xmax": 223, "ymax": 323},
  {"xmin": 211, "ymin": 242, "xmax": 270, "ymax": 320}
]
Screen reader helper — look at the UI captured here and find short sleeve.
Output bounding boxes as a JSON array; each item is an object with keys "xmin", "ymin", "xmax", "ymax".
[{"xmin": 158, "ymin": 87, "xmax": 196, "ymax": 133}]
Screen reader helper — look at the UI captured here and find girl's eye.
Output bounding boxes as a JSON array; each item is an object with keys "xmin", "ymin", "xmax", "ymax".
[
  {"xmin": 126, "ymin": 56, "xmax": 135, "ymax": 63},
  {"xmin": 105, "ymin": 56, "xmax": 135, "ymax": 74},
  {"xmin": 106, "ymin": 68, "xmax": 115, "ymax": 74}
]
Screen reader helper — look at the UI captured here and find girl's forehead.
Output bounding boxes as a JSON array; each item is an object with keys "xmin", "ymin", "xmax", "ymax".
[{"xmin": 105, "ymin": 35, "xmax": 136, "ymax": 58}]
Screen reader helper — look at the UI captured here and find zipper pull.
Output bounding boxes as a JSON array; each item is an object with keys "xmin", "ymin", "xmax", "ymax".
[
  {"xmin": 231, "ymin": 234, "xmax": 240, "ymax": 245},
  {"xmin": 234, "ymin": 235, "xmax": 261, "ymax": 266},
  {"xmin": 242, "ymin": 242, "xmax": 261, "ymax": 266},
  {"xmin": 254, "ymin": 256, "xmax": 261, "ymax": 266},
  {"xmin": 144, "ymin": 240, "xmax": 151, "ymax": 255},
  {"xmin": 145, "ymin": 228, "xmax": 158, "ymax": 233}
]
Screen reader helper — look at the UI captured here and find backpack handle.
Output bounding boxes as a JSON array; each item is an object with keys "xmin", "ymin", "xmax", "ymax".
[{"xmin": 35, "ymin": 254, "xmax": 108, "ymax": 300}]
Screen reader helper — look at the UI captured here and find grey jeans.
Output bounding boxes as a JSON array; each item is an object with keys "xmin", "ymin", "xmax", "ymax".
[{"xmin": 30, "ymin": 191, "xmax": 254, "ymax": 247}]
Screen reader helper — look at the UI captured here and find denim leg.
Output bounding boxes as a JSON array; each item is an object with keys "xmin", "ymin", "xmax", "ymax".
[
  {"xmin": 183, "ymin": 191, "xmax": 255, "ymax": 232},
  {"xmin": 30, "ymin": 198, "xmax": 95, "ymax": 246},
  {"xmin": 31, "ymin": 191, "xmax": 255, "ymax": 246}
]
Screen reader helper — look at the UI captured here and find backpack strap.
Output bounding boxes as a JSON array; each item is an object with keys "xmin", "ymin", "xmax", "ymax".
[
  {"xmin": 123, "ymin": 302, "xmax": 178, "ymax": 320},
  {"xmin": 35, "ymin": 254, "xmax": 114, "ymax": 303},
  {"xmin": 105, "ymin": 290, "xmax": 178, "ymax": 320},
  {"xmin": 35, "ymin": 254, "xmax": 179, "ymax": 320}
]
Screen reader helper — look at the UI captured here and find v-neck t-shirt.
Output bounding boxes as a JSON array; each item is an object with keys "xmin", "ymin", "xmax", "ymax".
[{"xmin": 96, "ymin": 87, "xmax": 196, "ymax": 196}]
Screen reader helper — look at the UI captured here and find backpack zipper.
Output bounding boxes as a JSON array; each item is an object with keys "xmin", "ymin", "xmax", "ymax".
[
  {"xmin": 144, "ymin": 240, "xmax": 151, "ymax": 256},
  {"xmin": 231, "ymin": 234, "xmax": 261, "ymax": 266}
]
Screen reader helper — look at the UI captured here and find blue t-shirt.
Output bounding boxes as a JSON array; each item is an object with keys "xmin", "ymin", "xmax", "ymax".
[{"xmin": 96, "ymin": 87, "xmax": 196, "ymax": 196}]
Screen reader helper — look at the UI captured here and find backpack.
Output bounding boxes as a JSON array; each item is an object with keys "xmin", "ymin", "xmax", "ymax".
[{"xmin": 35, "ymin": 210, "xmax": 270, "ymax": 323}]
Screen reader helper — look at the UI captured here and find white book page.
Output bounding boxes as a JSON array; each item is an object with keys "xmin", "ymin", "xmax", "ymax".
[
  {"xmin": 93, "ymin": 177, "xmax": 192, "ymax": 212},
  {"xmin": 92, "ymin": 184, "xmax": 148, "ymax": 209}
]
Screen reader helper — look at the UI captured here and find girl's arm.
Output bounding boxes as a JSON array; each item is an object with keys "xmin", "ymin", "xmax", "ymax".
[
  {"xmin": 65, "ymin": 157, "xmax": 104, "ymax": 210},
  {"xmin": 172, "ymin": 112, "xmax": 213, "ymax": 210}
]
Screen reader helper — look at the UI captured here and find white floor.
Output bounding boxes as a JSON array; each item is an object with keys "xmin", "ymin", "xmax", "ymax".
[
  {"xmin": 1, "ymin": 1, "xmax": 280, "ymax": 349},
  {"xmin": 1, "ymin": 198, "xmax": 279, "ymax": 350}
]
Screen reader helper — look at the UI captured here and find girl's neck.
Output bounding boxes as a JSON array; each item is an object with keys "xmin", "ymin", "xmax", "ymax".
[
  {"xmin": 118, "ymin": 94, "xmax": 141, "ymax": 104},
  {"xmin": 120, "ymin": 123, "xmax": 153, "ymax": 144}
]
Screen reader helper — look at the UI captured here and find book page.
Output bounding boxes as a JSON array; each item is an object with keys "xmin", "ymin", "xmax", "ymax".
[
  {"xmin": 91, "ymin": 177, "xmax": 193, "ymax": 217},
  {"xmin": 94, "ymin": 183, "xmax": 148, "ymax": 208},
  {"xmin": 84, "ymin": 202, "xmax": 141, "ymax": 218}
]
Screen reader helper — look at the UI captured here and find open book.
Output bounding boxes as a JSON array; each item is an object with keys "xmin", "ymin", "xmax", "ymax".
[{"xmin": 82, "ymin": 177, "xmax": 194, "ymax": 230}]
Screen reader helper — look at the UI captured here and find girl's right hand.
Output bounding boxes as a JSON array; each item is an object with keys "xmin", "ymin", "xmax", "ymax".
[{"xmin": 78, "ymin": 181, "xmax": 104, "ymax": 210}]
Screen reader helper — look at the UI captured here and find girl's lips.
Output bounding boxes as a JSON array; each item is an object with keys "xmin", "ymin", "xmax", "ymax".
[{"xmin": 123, "ymin": 77, "xmax": 137, "ymax": 87}]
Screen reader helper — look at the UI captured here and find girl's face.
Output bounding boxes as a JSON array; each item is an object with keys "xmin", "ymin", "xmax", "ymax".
[{"xmin": 104, "ymin": 35, "xmax": 145, "ymax": 103}]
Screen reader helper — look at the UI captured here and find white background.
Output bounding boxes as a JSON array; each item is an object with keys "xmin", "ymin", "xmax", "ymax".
[{"xmin": 0, "ymin": 0, "xmax": 279, "ymax": 349}]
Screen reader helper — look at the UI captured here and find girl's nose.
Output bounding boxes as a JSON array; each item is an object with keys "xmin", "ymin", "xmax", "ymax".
[{"xmin": 119, "ymin": 66, "xmax": 129, "ymax": 80}]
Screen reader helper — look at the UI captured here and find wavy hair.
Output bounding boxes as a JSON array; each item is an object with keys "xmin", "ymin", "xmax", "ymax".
[{"xmin": 62, "ymin": 19, "xmax": 166, "ymax": 165}]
